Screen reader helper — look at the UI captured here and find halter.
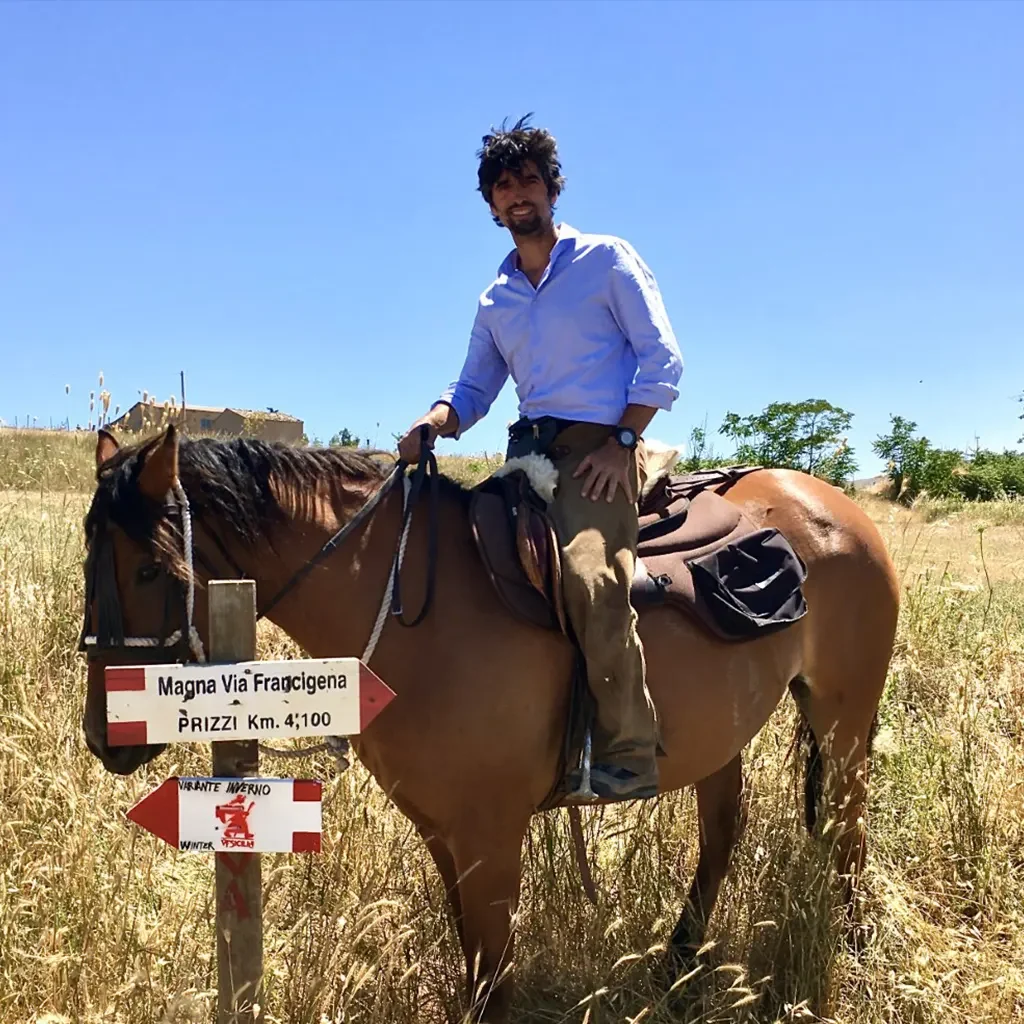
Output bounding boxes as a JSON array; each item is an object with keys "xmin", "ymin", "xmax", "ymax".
[{"xmin": 79, "ymin": 480, "xmax": 206, "ymax": 664}]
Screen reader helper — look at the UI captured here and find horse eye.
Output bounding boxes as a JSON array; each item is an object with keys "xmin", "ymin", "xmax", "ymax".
[{"xmin": 136, "ymin": 563, "xmax": 161, "ymax": 584}]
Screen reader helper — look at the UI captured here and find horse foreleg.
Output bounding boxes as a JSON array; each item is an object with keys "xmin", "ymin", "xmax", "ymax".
[
  {"xmin": 449, "ymin": 819, "xmax": 527, "ymax": 1024},
  {"xmin": 416, "ymin": 824, "xmax": 464, "ymax": 947},
  {"xmin": 666, "ymin": 754, "xmax": 747, "ymax": 978}
]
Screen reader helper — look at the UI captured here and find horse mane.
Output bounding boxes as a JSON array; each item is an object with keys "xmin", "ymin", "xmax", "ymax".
[{"xmin": 87, "ymin": 436, "xmax": 472, "ymax": 551}]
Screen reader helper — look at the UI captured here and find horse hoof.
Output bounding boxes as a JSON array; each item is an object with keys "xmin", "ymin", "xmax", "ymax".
[
  {"xmin": 658, "ymin": 942, "xmax": 708, "ymax": 993},
  {"xmin": 845, "ymin": 918, "xmax": 875, "ymax": 957}
]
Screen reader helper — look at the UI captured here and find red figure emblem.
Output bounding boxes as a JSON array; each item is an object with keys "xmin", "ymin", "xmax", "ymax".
[{"xmin": 215, "ymin": 794, "xmax": 255, "ymax": 841}]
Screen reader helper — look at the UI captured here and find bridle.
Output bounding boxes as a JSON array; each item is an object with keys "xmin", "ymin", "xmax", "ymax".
[
  {"xmin": 78, "ymin": 437, "xmax": 440, "ymax": 672},
  {"xmin": 78, "ymin": 479, "xmax": 205, "ymax": 663}
]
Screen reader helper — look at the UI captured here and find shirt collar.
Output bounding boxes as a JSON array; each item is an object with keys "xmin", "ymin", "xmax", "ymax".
[{"xmin": 498, "ymin": 222, "xmax": 580, "ymax": 277}]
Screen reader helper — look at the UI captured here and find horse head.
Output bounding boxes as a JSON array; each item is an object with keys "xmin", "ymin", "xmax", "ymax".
[
  {"xmin": 79, "ymin": 423, "xmax": 397, "ymax": 774},
  {"xmin": 80, "ymin": 425, "xmax": 205, "ymax": 774}
]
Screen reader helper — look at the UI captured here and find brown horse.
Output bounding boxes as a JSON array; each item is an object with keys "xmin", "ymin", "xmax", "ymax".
[{"xmin": 79, "ymin": 426, "xmax": 899, "ymax": 1022}]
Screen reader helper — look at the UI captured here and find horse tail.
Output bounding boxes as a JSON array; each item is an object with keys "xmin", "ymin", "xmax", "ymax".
[
  {"xmin": 795, "ymin": 713, "xmax": 823, "ymax": 834},
  {"xmin": 788, "ymin": 676, "xmax": 822, "ymax": 835}
]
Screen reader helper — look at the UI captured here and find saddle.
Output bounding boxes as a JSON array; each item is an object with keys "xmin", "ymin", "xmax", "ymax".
[
  {"xmin": 470, "ymin": 467, "xmax": 569, "ymax": 635},
  {"xmin": 469, "ymin": 464, "xmax": 808, "ymax": 643}
]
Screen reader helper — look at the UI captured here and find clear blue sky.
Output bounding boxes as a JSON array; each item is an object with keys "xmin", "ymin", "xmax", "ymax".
[{"xmin": 2, "ymin": 0, "xmax": 1022, "ymax": 473}]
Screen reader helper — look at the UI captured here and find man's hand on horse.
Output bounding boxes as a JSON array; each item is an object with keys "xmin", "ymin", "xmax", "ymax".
[
  {"xmin": 398, "ymin": 404, "xmax": 460, "ymax": 464},
  {"xmin": 397, "ymin": 417, "xmax": 439, "ymax": 464},
  {"xmin": 574, "ymin": 439, "xmax": 634, "ymax": 503}
]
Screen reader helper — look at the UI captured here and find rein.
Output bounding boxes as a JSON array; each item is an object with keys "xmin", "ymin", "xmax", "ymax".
[
  {"xmin": 257, "ymin": 439, "xmax": 439, "ymax": 630},
  {"xmin": 256, "ymin": 462, "xmax": 405, "ymax": 622}
]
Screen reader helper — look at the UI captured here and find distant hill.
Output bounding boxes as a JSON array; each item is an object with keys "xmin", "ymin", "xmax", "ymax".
[{"xmin": 853, "ymin": 474, "xmax": 890, "ymax": 495}]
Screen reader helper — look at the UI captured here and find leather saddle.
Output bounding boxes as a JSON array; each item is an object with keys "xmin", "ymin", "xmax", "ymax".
[
  {"xmin": 470, "ymin": 469, "xmax": 569, "ymax": 634},
  {"xmin": 469, "ymin": 465, "xmax": 808, "ymax": 643}
]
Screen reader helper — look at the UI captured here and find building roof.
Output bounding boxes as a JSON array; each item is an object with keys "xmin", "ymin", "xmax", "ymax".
[
  {"xmin": 177, "ymin": 403, "xmax": 228, "ymax": 414},
  {"xmin": 222, "ymin": 408, "xmax": 301, "ymax": 423},
  {"xmin": 112, "ymin": 401, "xmax": 301, "ymax": 423}
]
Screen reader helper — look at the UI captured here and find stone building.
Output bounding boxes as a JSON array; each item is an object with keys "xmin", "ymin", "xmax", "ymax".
[{"xmin": 108, "ymin": 403, "xmax": 304, "ymax": 443}]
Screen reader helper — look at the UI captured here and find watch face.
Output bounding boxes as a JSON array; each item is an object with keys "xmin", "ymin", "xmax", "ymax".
[{"xmin": 617, "ymin": 427, "xmax": 638, "ymax": 450}]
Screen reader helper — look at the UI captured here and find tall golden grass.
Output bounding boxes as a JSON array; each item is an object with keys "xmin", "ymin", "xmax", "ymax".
[{"xmin": 1, "ymin": 431, "xmax": 1022, "ymax": 1023}]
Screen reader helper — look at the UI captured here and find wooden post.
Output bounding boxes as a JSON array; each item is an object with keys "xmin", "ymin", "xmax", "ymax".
[{"xmin": 208, "ymin": 580, "xmax": 262, "ymax": 1024}]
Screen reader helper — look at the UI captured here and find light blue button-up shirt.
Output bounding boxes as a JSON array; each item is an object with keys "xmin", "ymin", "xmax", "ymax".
[{"xmin": 437, "ymin": 223, "xmax": 682, "ymax": 436}]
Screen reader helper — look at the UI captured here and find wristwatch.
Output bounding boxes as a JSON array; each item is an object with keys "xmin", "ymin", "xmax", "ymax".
[{"xmin": 612, "ymin": 426, "xmax": 638, "ymax": 451}]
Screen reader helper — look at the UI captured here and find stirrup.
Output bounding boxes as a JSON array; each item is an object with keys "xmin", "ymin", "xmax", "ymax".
[{"xmin": 563, "ymin": 727, "xmax": 599, "ymax": 804}]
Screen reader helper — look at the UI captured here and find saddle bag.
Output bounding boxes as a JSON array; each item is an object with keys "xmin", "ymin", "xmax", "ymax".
[
  {"xmin": 638, "ymin": 527, "xmax": 809, "ymax": 641},
  {"xmin": 633, "ymin": 485, "xmax": 808, "ymax": 641}
]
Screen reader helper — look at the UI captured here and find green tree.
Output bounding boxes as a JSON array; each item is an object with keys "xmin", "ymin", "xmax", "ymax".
[
  {"xmin": 679, "ymin": 421, "xmax": 730, "ymax": 472},
  {"xmin": 329, "ymin": 428, "xmax": 360, "ymax": 448},
  {"xmin": 916, "ymin": 447, "xmax": 962, "ymax": 500},
  {"xmin": 955, "ymin": 448, "xmax": 1024, "ymax": 500},
  {"xmin": 682, "ymin": 424, "xmax": 710, "ymax": 472},
  {"xmin": 719, "ymin": 399, "xmax": 857, "ymax": 485},
  {"xmin": 870, "ymin": 414, "xmax": 1024, "ymax": 503},
  {"xmin": 872, "ymin": 415, "xmax": 931, "ymax": 500}
]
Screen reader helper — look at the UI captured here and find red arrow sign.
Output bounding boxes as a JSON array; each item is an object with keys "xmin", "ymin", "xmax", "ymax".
[
  {"xmin": 358, "ymin": 661, "xmax": 394, "ymax": 730},
  {"xmin": 128, "ymin": 777, "xmax": 322, "ymax": 853},
  {"xmin": 128, "ymin": 776, "xmax": 180, "ymax": 847}
]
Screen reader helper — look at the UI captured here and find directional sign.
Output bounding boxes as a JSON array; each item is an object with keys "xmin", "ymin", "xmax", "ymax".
[
  {"xmin": 105, "ymin": 657, "xmax": 394, "ymax": 746},
  {"xmin": 127, "ymin": 776, "xmax": 322, "ymax": 853}
]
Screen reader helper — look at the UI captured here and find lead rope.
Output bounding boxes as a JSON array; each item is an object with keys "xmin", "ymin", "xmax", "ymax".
[
  {"xmin": 257, "ymin": 475, "xmax": 413, "ymax": 770},
  {"xmin": 172, "ymin": 480, "xmax": 206, "ymax": 664}
]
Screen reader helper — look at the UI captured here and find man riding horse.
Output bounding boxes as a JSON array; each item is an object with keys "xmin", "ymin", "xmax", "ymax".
[
  {"xmin": 78, "ymin": 113, "xmax": 898, "ymax": 1024},
  {"xmin": 397, "ymin": 116, "xmax": 683, "ymax": 802}
]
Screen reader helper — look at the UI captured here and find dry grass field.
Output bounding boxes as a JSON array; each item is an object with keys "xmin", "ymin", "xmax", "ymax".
[{"xmin": 1, "ymin": 430, "xmax": 1023, "ymax": 1023}]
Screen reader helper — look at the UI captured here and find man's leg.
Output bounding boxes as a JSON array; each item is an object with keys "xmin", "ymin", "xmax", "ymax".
[{"xmin": 549, "ymin": 424, "xmax": 659, "ymax": 800}]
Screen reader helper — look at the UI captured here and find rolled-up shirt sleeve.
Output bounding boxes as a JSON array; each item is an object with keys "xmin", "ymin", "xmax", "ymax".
[
  {"xmin": 434, "ymin": 305, "xmax": 509, "ymax": 437},
  {"xmin": 607, "ymin": 241, "xmax": 683, "ymax": 411}
]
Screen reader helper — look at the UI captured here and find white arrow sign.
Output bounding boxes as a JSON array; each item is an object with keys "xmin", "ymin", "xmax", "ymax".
[
  {"xmin": 128, "ymin": 776, "xmax": 323, "ymax": 853},
  {"xmin": 105, "ymin": 657, "xmax": 395, "ymax": 746}
]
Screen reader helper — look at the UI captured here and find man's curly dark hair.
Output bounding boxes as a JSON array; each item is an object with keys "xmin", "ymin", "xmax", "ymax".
[{"xmin": 477, "ymin": 114, "xmax": 566, "ymax": 225}]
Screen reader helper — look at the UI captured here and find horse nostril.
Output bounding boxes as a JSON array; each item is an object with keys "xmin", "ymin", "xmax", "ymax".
[
  {"xmin": 108, "ymin": 743, "xmax": 165, "ymax": 776},
  {"xmin": 109, "ymin": 752, "xmax": 143, "ymax": 776},
  {"xmin": 82, "ymin": 712, "xmax": 164, "ymax": 774}
]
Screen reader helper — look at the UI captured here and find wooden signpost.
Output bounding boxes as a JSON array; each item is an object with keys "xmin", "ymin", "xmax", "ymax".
[{"xmin": 107, "ymin": 580, "xmax": 396, "ymax": 1024}]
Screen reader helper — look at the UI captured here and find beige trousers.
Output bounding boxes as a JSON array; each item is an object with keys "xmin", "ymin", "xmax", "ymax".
[{"xmin": 547, "ymin": 423, "xmax": 659, "ymax": 774}]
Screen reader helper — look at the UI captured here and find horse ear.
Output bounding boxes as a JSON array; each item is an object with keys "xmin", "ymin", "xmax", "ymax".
[
  {"xmin": 138, "ymin": 425, "xmax": 180, "ymax": 501},
  {"xmin": 96, "ymin": 429, "xmax": 120, "ymax": 468}
]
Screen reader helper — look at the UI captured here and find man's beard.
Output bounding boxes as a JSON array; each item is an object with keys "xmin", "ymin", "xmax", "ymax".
[{"xmin": 506, "ymin": 209, "xmax": 546, "ymax": 237}]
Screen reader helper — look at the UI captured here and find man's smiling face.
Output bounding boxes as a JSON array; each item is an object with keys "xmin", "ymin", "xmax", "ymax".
[{"xmin": 488, "ymin": 160, "xmax": 556, "ymax": 237}]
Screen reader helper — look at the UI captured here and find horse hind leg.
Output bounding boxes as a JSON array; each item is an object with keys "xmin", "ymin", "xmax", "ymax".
[
  {"xmin": 789, "ymin": 673, "xmax": 880, "ymax": 921},
  {"xmin": 791, "ymin": 534, "xmax": 898, "ymax": 923},
  {"xmin": 665, "ymin": 753, "xmax": 747, "ymax": 979}
]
